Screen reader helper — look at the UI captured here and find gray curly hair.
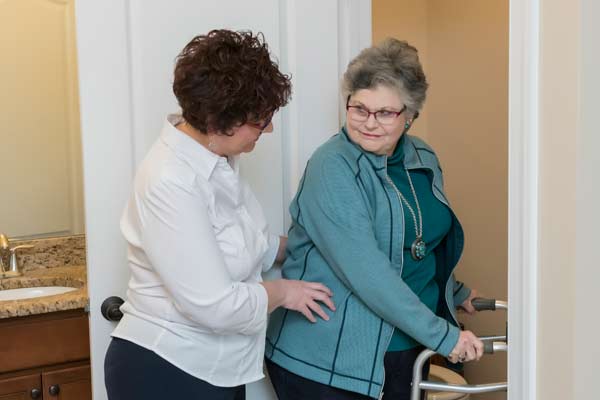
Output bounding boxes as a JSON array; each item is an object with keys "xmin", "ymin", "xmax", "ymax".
[{"xmin": 342, "ymin": 38, "xmax": 428, "ymax": 116}]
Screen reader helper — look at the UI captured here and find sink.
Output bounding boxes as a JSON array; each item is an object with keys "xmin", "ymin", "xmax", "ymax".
[{"xmin": 0, "ymin": 286, "xmax": 77, "ymax": 301}]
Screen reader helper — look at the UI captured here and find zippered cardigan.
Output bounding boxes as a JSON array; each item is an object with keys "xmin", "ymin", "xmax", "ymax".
[{"xmin": 266, "ymin": 127, "xmax": 471, "ymax": 398}]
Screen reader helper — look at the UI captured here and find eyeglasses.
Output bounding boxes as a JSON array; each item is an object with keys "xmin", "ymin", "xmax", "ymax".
[
  {"xmin": 247, "ymin": 115, "xmax": 272, "ymax": 131},
  {"xmin": 346, "ymin": 96, "xmax": 407, "ymax": 125}
]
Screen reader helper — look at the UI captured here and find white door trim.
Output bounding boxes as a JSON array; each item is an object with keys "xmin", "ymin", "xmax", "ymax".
[
  {"xmin": 508, "ymin": 0, "xmax": 540, "ymax": 399},
  {"xmin": 75, "ymin": 1, "xmax": 135, "ymax": 398},
  {"xmin": 278, "ymin": 0, "xmax": 372, "ymax": 229},
  {"xmin": 336, "ymin": 0, "xmax": 372, "ymax": 126}
]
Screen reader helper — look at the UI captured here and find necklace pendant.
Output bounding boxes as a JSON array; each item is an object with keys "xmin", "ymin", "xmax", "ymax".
[{"xmin": 411, "ymin": 236, "xmax": 427, "ymax": 260}]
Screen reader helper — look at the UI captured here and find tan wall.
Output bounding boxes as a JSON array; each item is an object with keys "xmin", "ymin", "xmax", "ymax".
[
  {"xmin": 372, "ymin": 0, "xmax": 430, "ymax": 138},
  {"xmin": 373, "ymin": 2, "xmax": 508, "ymax": 398},
  {"xmin": 0, "ymin": 0, "xmax": 84, "ymax": 238},
  {"xmin": 575, "ymin": 1, "xmax": 600, "ymax": 397},
  {"xmin": 537, "ymin": 0, "xmax": 579, "ymax": 398}
]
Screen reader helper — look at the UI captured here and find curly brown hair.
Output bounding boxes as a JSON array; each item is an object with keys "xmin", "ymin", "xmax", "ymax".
[{"xmin": 173, "ymin": 29, "xmax": 292, "ymax": 135}]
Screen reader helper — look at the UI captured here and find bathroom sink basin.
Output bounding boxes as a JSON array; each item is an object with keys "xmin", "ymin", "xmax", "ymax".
[{"xmin": 0, "ymin": 286, "xmax": 77, "ymax": 301}]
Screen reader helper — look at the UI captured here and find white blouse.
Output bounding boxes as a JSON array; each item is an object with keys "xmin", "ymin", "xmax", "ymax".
[{"xmin": 112, "ymin": 114, "xmax": 279, "ymax": 387}]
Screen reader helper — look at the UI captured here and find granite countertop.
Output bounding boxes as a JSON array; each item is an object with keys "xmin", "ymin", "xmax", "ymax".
[{"xmin": 0, "ymin": 265, "xmax": 88, "ymax": 319}]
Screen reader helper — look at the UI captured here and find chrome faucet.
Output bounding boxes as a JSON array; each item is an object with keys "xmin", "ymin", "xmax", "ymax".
[{"xmin": 0, "ymin": 233, "xmax": 33, "ymax": 278}]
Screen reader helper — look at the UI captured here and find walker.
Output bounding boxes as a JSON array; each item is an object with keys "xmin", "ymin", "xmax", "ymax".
[{"xmin": 410, "ymin": 298, "xmax": 508, "ymax": 400}]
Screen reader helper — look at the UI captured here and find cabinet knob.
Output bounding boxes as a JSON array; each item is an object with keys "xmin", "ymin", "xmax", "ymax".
[
  {"xmin": 48, "ymin": 384, "xmax": 60, "ymax": 396},
  {"xmin": 30, "ymin": 388, "xmax": 42, "ymax": 399}
]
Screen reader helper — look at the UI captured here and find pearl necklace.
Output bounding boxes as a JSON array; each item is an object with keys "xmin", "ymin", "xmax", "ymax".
[{"xmin": 386, "ymin": 170, "xmax": 427, "ymax": 260}]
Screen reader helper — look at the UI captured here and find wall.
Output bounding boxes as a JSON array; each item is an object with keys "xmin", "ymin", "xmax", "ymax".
[
  {"xmin": 536, "ymin": 0, "xmax": 600, "ymax": 397},
  {"xmin": 536, "ymin": 0, "xmax": 579, "ymax": 398},
  {"xmin": 372, "ymin": 0, "xmax": 429, "ymax": 138},
  {"xmin": 575, "ymin": 1, "xmax": 600, "ymax": 398},
  {"xmin": 0, "ymin": 0, "xmax": 84, "ymax": 238},
  {"xmin": 373, "ymin": 2, "xmax": 508, "ymax": 398},
  {"xmin": 536, "ymin": 0, "xmax": 600, "ymax": 398}
]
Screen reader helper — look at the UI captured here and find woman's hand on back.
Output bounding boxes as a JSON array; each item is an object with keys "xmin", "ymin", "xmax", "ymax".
[{"xmin": 261, "ymin": 280, "xmax": 336, "ymax": 322}]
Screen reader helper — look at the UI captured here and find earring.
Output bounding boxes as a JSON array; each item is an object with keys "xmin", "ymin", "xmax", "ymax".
[
  {"xmin": 208, "ymin": 141, "xmax": 216, "ymax": 150},
  {"xmin": 404, "ymin": 122, "xmax": 411, "ymax": 129}
]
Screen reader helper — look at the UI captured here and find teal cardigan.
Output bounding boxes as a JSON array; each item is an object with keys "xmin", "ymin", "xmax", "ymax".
[
  {"xmin": 386, "ymin": 136, "xmax": 453, "ymax": 351},
  {"xmin": 266, "ymin": 127, "xmax": 470, "ymax": 398}
]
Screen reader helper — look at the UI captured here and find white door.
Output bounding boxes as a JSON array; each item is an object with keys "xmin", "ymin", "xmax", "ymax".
[{"xmin": 75, "ymin": 1, "xmax": 371, "ymax": 399}]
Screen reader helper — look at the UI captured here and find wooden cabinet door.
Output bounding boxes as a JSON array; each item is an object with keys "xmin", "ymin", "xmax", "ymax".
[
  {"xmin": 0, "ymin": 373, "xmax": 41, "ymax": 400},
  {"xmin": 42, "ymin": 365, "xmax": 91, "ymax": 400},
  {"xmin": 0, "ymin": 310, "xmax": 90, "ymax": 375}
]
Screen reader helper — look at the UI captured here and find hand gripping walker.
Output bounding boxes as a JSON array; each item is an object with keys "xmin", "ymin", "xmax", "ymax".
[{"xmin": 410, "ymin": 298, "xmax": 508, "ymax": 400}]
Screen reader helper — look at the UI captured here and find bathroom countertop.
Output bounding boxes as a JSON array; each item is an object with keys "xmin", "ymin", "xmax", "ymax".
[{"xmin": 0, "ymin": 265, "xmax": 88, "ymax": 319}]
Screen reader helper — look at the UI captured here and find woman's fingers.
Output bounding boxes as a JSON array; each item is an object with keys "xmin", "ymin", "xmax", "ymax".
[
  {"xmin": 448, "ymin": 352, "xmax": 459, "ymax": 364},
  {"xmin": 282, "ymin": 280, "xmax": 336, "ymax": 321},
  {"xmin": 299, "ymin": 305, "xmax": 316, "ymax": 323},
  {"xmin": 464, "ymin": 345, "xmax": 476, "ymax": 362},
  {"xmin": 309, "ymin": 289, "xmax": 336, "ymax": 311},
  {"xmin": 306, "ymin": 282, "xmax": 333, "ymax": 296},
  {"xmin": 306, "ymin": 300, "xmax": 329, "ymax": 321},
  {"xmin": 474, "ymin": 339, "xmax": 484, "ymax": 360}
]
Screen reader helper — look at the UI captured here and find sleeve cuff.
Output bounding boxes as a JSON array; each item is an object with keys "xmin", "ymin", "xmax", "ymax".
[
  {"xmin": 435, "ymin": 323, "xmax": 461, "ymax": 357},
  {"xmin": 261, "ymin": 234, "xmax": 280, "ymax": 272},
  {"xmin": 239, "ymin": 282, "xmax": 269, "ymax": 335}
]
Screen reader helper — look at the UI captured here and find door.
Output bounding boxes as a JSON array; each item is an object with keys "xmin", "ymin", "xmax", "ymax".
[
  {"xmin": 75, "ymin": 1, "xmax": 371, "ymax": 399},
  {"xmin": 0, "ymin": 373, "xmax": 41, "ymax": 400}
]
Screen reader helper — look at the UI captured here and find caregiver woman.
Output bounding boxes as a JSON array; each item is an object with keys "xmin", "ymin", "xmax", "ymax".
[
  {"xmin": 265, "ymin": 38, "xmax": 483, "ymax": 400},
  {"xmin": 104, "ymin": 30, "xmax": 334, "ymax": 400}
]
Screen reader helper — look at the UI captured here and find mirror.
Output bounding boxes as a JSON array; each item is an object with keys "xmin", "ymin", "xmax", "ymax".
[{"xmin": 0, "ymin": 0, "xmax": 84, "ymax": 239}]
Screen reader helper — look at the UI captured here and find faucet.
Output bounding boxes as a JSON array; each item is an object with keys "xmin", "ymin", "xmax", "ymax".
[
  {"xmin": 0, "ymin": 233, "xmax": 9, "ymax": 275},
  {"xmin": 0, "ymin": 233, "xmax": 33, "ymax": 278}
]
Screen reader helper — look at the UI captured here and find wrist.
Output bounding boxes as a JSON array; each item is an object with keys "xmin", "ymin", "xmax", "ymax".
[
  {"xmin": 261, "ymin": 279, "xmax": 286, "ymax": 312},
  {"xmin": 438, "ymin": 324, "xmax": 461, "ymax": 357}
]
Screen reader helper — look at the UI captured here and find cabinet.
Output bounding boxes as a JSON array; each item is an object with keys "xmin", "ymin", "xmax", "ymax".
[
  {"xmin": 0, "ymin": 373, "xmax": 40, "ymax": 400},
  {"xmin": 42, "ymin": 364, "xmax": 91, "ymax": 400},
  {"xmin": 0, "ymin": 310, "xmax": 91, "ymax": 400}
]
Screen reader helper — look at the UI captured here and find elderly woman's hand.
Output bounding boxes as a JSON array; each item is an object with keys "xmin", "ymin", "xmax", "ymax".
[
  {"xmin": 261, "ymin": 279, "xmax": 336, "ymax": 323},
  {"xmin": 459, "ymin": 288, "xmax": 479, "ymax": 315},
  {"xmin": 447, "ymin": 330, "xmax": 484, "ymax": 364}
]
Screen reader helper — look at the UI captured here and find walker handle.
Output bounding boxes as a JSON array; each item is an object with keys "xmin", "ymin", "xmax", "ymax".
[
  {"xmin": 472, "ymin": 298, "xmax": 508, "ymax": 311},
  {"xmin": 483, "ymin": 341, "xmax": 507, "ymax": 354},
  {"xmin": 484, "ymin": 341, "xmax": 494, "ymax": 354},
  {"xmin": 472, "ymin": 297, "xmax": 496, "ymax": 311}
]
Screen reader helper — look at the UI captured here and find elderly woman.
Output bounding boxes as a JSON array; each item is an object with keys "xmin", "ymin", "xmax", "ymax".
[
  {"xmin": 103, "ymin": 30, "xmax": 334, "ymax": 400},
  {"xmin": 265, "ymin": 38, "xmax": 483, "ymax": 400}
]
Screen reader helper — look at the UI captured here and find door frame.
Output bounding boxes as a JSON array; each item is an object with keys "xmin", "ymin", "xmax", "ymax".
[{"xmin": 508, "ymin": 0, "xmax": 540, "ymax": 398}]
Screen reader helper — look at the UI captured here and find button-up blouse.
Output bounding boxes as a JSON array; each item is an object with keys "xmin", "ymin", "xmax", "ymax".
[{"xmin": 112, "ymin": 114, "xmax": 279, "ymax": 386}]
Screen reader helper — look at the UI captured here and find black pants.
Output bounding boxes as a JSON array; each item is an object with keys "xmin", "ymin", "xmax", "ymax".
[
  {"xmin": 266, "ymin": 347, "xmax": 429, "ymax": 400},
  {"xmin": 105, "ymin": 337, "xmax": 245, "ymax": 400}
]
